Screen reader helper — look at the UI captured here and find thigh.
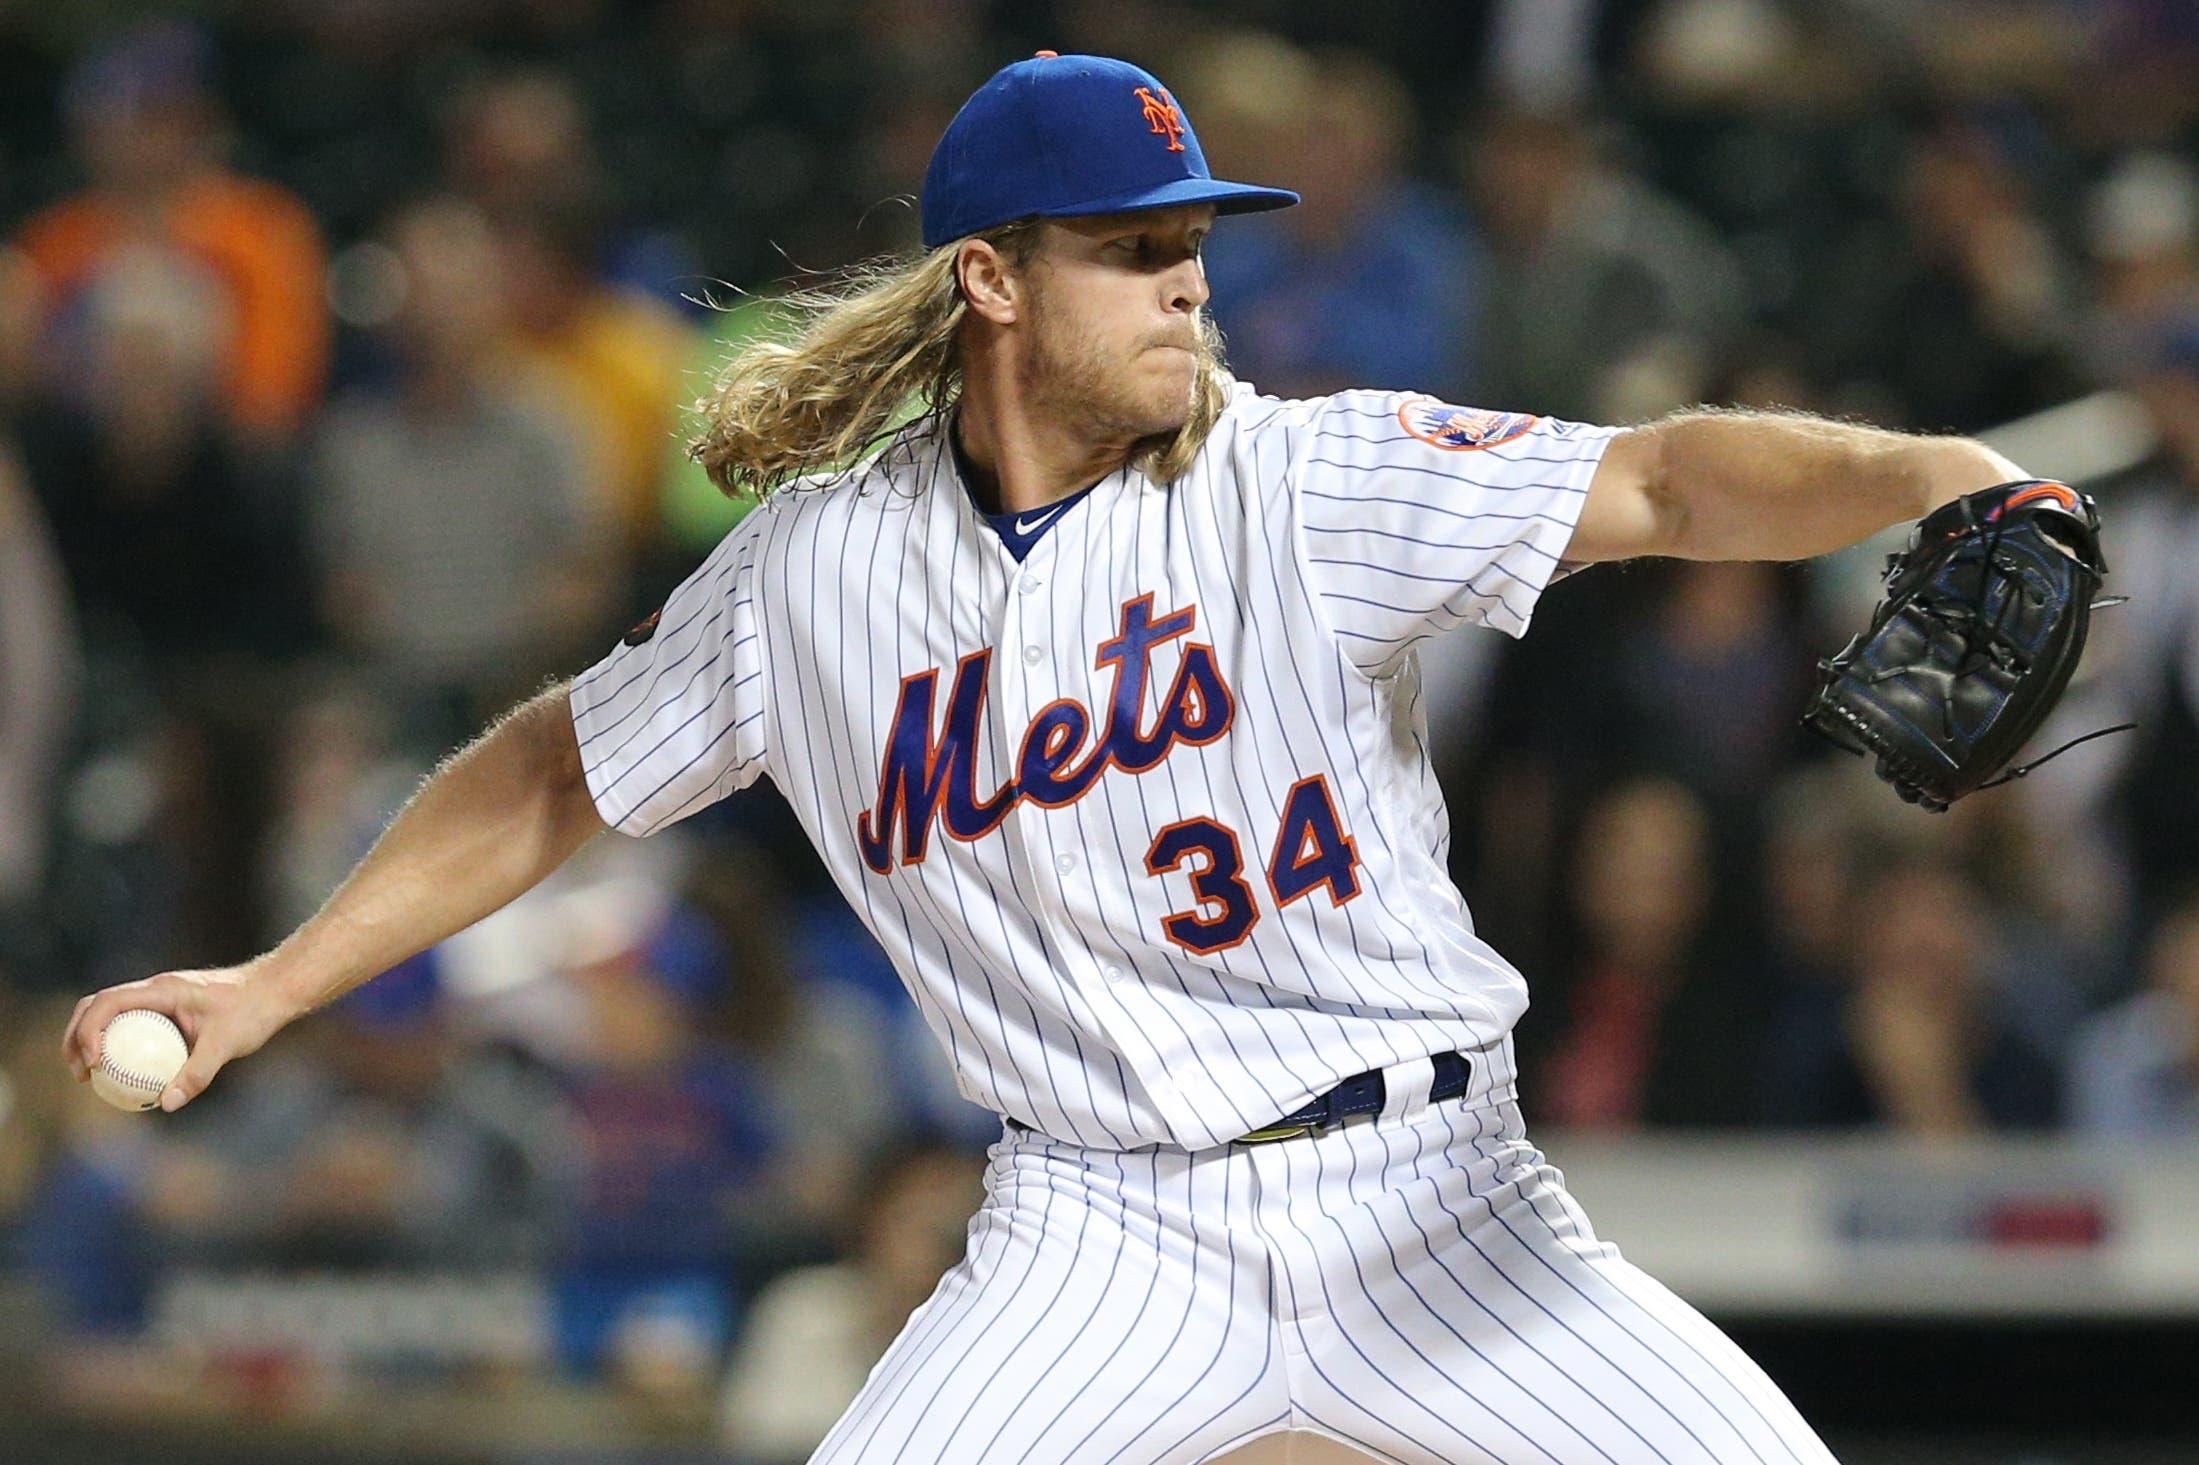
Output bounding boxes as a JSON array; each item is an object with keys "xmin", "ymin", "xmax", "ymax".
[
  {"xmin": 812, "ymin": 1137, "xmax": 1287, "ymax": 1465},
  {"xmin": 1275, "ymin": 1102, "xmax": 1838, "ymax": 1465}
]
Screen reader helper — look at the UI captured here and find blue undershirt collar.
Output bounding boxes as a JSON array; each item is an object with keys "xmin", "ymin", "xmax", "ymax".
[{"xmin": 950, "ymin": 420, "xmax": 1103, "ymax": 563}]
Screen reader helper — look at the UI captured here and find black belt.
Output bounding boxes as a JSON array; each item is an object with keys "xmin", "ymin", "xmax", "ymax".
[
  {"xmin": 1235, "ymin": 1050, "xmax": 1474, "ymax": 1143},
  {"xmin": 1001, "ymin": 1051, "xmax": 1477, "ymax": 1146}
]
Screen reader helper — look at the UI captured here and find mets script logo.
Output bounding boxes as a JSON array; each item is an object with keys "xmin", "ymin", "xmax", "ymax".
[
  {"xmin": 1397, "ymin": 396, "xmax": 1539, "ymax": 451},
  {"xmin": 1134, "ymin": 86, "xmax": 1187, "ymax": 152},
  {"xmin": 856, "ymin": 594, "xmax": 1233, "ymax": 873}
]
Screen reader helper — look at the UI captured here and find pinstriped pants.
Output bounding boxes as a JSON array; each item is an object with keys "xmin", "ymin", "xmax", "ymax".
[{"xmin": 811, "ymin": 1037, "xmax": 1836, "ymax": 1464}]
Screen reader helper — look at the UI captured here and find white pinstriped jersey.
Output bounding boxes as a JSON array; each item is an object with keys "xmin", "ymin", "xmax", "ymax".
[{"xmin": 569, "ymin": 383, "xmax": 1620, "ymax": 1152}]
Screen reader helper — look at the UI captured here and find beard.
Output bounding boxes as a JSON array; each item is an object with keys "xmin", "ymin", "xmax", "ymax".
[{"xmin": 1022, "ymin": 295, "xmax": 1218, "ymax": 449}]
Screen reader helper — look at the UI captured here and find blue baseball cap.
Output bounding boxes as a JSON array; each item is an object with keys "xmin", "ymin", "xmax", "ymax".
[{"xmin": 921, "ymin": 52, "xmax": 1298, "ymax": 250}]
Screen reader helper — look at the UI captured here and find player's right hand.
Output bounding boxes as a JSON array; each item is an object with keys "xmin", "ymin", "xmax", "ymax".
[{"xmin": 60, "ymin": 960, "xmax": 305, "ymax": 1112}]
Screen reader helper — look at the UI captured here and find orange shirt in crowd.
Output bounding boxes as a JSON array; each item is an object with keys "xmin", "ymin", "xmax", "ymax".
[{"xmin": 16, "ymin": 171, "xmax": 329, "ymax": 437}]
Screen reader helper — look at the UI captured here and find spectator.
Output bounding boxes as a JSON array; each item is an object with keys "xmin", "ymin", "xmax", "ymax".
[
  {"xmin": 1837, "ymin": 859, "xmax": 2064, "ymax": 1134},
  {"xmin": 551, "ymin": 942, "xmax": 777, "ymax": 1379},
  {"xmin": 670, "ymin": 844, "xmax": 900, "ymax": 1250},
  {"xmin": 1537, "ymin": 777, "xmax": 1753, "ymax": 1128},
  {"xmin": 256, "ymin": 674, "xmax": 420, "ymax": 938},
  {"xmin": 2086, "ymin": 151, "xmax": 2199, "ymax": 350},
  {"xmin": 0, "ymin": 450, "xmax": 78, "ymax": 924},
  {"xmin": 15, "ymin": 951, "xmax": 577, "ymax": 1360},
  {"xmin": 1757, "ymin": 772, "xmax": 1868, "ymax": 1126},
  {"xmin": 13, "ymin": 23, "xmax": 328, "ymax": 445},
  {"xmin": 1606, "ymin": 560, "xmax": 1807, "ymax": 805},
  {"xmin": 16, "ymin": 230, "xmax": 300, "ymax": 662},
  {"xmin": 2088, "ymin": 0, "xmax": 2199, "ymax": 137},
  {"xmin": 491, "ymin": 189, "xmax": 692, "ymax": 563},
  {"xmin": 1460, "ymin": 104, "xmax": 1744, "ymax": 422},
  {"xmin": 442, "ymin": 66, "xmax": 704, "ymax": 314},
  {"xmin": 718, "ymin": 1138, "xmax": 983, "ymax": 1463},
  {"xmin": 2068, "ymin": 890, "xmax": 2199, "ymax": 1136},
  {"xmin": 1812, "ymin": 119, "xmax": 2079, "ymax": 432},
  {"xmin": 2002, "ymin": 312, "xmax": 2199, "ymax": 940},
  {"xmin": 161, "ymin": 956, "xmax": 580, "ymax": 1271},
  {"xmin": 310, "ymin": 197, "xmax": 609, "ymax": 736},
  {"xmin": 444, "ymin": 69, "xmax": 604, "ymax": 226},
  {"xmin": 1195, "ymin": 36, "xmax": 1481, "ymax": 398},
  {"xmin": 15, "ymin": 1072, "xmax": 177, "ymax": 1333},
  {"xmin": 5, "ymin": 198, "xmax": 301, "ymax": 970},
  {"xmin": 783, "ymin": 890, "xmax": 1004, "ymax": 1148}
]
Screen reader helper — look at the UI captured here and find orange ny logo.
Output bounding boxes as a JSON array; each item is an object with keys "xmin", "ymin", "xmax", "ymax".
[{"xmin": 1134, "ymin": 86, "xmax": 1186, "ymax": 152}]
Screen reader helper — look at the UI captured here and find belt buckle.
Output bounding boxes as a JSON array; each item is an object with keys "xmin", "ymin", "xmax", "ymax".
[{"xmin": 1234, "ymin": 1122, "xmax": 1314, "ymax": 1144}]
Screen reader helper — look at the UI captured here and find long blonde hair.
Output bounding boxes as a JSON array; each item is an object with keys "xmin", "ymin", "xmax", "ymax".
[{"xmin": 689, "ymin": 222, "xmax": 1232, "ymax": 499}]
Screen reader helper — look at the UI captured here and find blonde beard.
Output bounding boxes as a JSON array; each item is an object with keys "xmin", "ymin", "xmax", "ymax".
[{"xmin": 1021, "ymin": 292, "xmax": 1220, "ymax": 455}]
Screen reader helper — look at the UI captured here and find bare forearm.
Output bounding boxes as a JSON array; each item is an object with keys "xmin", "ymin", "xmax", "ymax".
[
  {"xmin": 61, "ymin": 684, "xmax": 611, "ymax": 1108},
  {"xmin": 1628, "ymin": 409, "xmax": 2029, "ymax": 563},
  {"xmin": 260, "ymin": 684, "xmax": 606, "ymax": 1012}
]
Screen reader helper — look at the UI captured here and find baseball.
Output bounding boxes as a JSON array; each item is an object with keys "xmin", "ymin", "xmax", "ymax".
[{"xmin": 91, "ymin": 1009, "xmax": 189, "ymax": 1112}]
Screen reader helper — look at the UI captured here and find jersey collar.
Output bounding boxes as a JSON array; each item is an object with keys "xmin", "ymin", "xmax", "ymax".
[{"xmin": 945, "ymin": 414, "xmax": 1115, "ymax": 563}]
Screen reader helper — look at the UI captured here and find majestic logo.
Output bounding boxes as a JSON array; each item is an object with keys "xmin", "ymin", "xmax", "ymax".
[
  {"xmin": 621, "ymin": 609, "xmax": 662, "ymax": 646},
  {"xmin": 1396, "ymin": 395, "xmax": 1539, "ymax": 451},
  {"xmin": 856, "ymin": 594, "xmax": 1234, "ymax": 873},
  {"xmin": 1134, "ymin": 85, "xmax": 1187, "ymax": 153}
]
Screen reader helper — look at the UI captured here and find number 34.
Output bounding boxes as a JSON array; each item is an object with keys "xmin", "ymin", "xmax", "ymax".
[{"xmin": 1143, "ymin": 775, "xmax": 1360, "ymax": 954}]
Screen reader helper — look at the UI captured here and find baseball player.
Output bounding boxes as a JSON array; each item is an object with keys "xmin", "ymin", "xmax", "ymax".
[{"xmin": 67, "ymin": 54, "xmax": 2046, "ymax": 1463}]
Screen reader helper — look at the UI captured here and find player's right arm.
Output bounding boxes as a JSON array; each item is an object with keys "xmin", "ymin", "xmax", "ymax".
[
  {"xmin": 60, "ymin": 684, "xmax": 607, "ymax": 1110},
  {"xmin": 64, "ymin": 500, "xmax": 777, "ymax": 1111}
]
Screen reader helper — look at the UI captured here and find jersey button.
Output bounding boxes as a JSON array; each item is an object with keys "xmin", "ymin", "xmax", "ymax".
[
  {"xmin": 1102, "ymin": 964, "xmax": 1126, "ymax": 984},
  {"xmin": 1023, "ymin": 644, "xmax": 1044, "ymax": 665},
  {"xmin": 1055, "ymin": 852, "xmax": 1077, "ymax": 874},
  {"xmin": 1018, "ymin": 574, "xmax": 1043, "ymax": 595}
]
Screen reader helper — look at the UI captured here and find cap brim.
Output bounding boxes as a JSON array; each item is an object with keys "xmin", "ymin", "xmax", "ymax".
[{"xmin": 1033, "ymin": 175, "xmax": 1299, "ymax": 224}]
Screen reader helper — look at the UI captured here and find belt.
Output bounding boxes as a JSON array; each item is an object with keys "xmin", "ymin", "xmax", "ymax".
[
  {"xmin": 1235, "ymin": 1050, "xmax": 1474, "ymax": 1144},
  {"xmin": 999, "ymin": 1051, "xmax": 1478, "ymax": 1146}
]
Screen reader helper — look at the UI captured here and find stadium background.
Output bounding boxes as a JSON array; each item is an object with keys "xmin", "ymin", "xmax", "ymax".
[{"xmin": 2, "ymin": 1, "xmax": 2198, "ymax": 1460}]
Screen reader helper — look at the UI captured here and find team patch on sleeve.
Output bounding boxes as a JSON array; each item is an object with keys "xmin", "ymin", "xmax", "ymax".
[{"xmin": 1396, "ymin": 395, "xmax": 1539, "ymax": 451}]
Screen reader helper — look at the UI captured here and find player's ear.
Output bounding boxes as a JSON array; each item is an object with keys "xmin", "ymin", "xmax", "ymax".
[{"xmin": 956, "ymin": 238, "xmax": 1020, "ymax": 326}]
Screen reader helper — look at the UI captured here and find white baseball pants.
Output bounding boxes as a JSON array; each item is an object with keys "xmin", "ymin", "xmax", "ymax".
[{"xmin": 811, "ymin": 1037, "xmax": 1837, "ymax": 1464}]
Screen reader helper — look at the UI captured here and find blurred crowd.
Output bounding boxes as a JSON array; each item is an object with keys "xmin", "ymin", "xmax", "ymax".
[{"xmin": 1, "ymin": 0, "xmax": 2198, "ymax": 1455}]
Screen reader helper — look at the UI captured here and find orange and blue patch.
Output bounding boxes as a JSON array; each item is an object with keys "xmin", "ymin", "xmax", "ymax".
[{"xmin": 1396, "ymin": 396, "xmax": 1538, "ymax": 451}]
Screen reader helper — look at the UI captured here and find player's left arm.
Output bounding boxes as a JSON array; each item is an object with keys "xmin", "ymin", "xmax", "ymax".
[{"xmin": 1567, "ymin": 408, "xmax": 2029, "ymax": 565}]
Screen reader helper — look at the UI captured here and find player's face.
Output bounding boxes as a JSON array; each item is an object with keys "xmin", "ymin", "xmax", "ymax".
[{"xmin": 1018, "ymin": 205, "xmax": 1217, "ymax": 444}]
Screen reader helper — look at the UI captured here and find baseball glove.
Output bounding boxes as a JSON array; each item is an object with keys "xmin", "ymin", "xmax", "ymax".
[{"xmin": 1802, "ymin": 479, "xmax": 2125, "ymax": 812}]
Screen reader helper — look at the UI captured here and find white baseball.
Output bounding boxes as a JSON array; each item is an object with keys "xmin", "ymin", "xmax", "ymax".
[{"xmin": 91, "ymin": 1009, "xmax": 189, "ymax": 1112}]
